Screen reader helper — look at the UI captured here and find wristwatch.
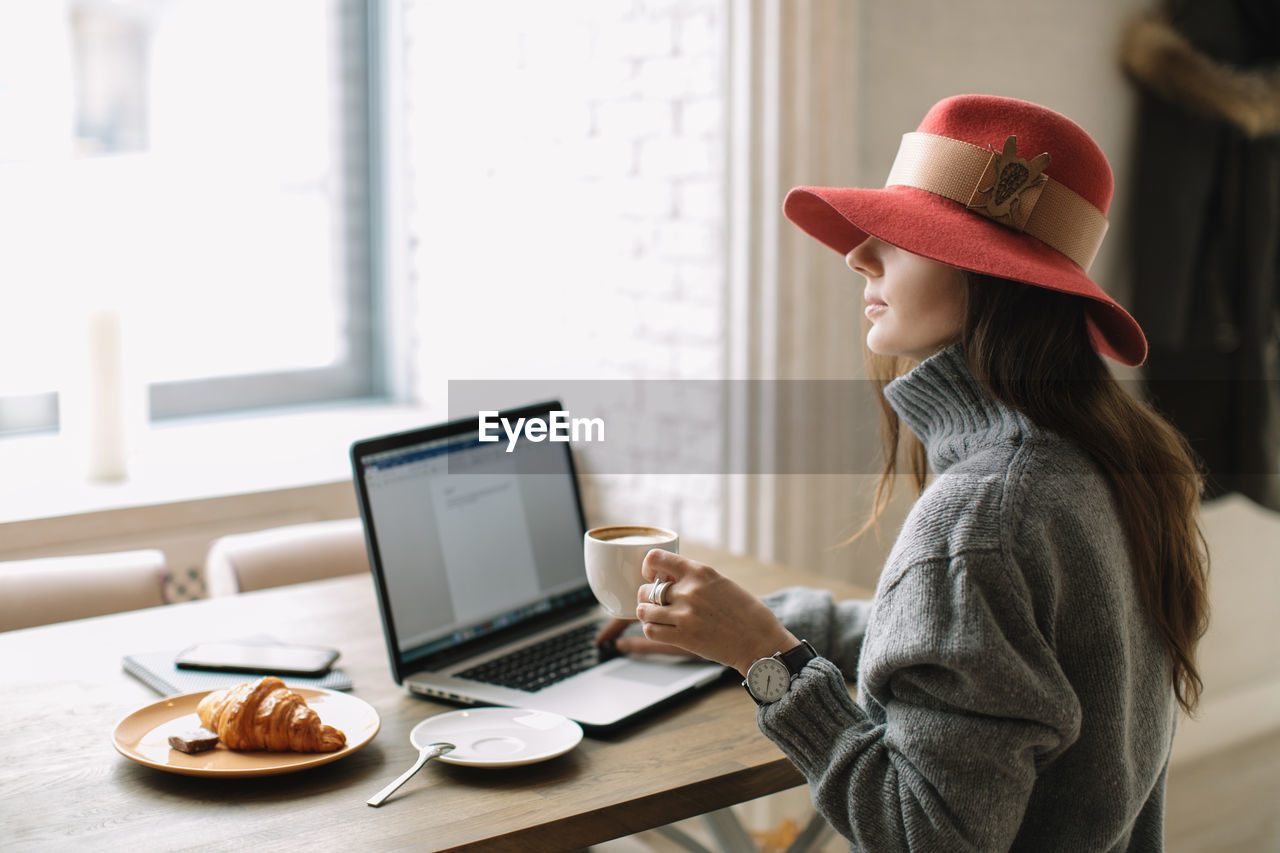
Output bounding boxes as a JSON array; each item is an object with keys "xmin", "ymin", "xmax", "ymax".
[{"xmin": 742, "ymin": 639, "xmax": 817, "ymax": 705}]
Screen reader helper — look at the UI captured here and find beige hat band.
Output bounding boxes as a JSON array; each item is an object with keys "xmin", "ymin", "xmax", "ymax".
[{"xmin": 884, "ymin": 132, "xmax": 1109, "ymax": 272}]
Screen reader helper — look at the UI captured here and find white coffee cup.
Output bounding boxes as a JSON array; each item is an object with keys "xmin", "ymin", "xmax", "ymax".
[{"xmin": 583, "ymin": 525, "xmax": 679, "ymax": 619}]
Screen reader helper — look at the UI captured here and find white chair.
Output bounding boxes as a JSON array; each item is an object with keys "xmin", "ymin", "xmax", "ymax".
[
  {"xmin": 204, "ymin": 518, "xmax": 369, "ymax": 596},
  {"xmin": 0, "ymin": 549, "xmax": 168, "ymax": 632}
]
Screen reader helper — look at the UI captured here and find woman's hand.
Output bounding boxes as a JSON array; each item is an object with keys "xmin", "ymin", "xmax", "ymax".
[{"xmin": 595, "ymin": 550, "xmax": 798, "ymax": 677}]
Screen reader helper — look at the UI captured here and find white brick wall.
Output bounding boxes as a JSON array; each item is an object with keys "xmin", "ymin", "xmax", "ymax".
[{"xmin": 401, "ymin": 0, "xmax": 727, "ymax": 545}]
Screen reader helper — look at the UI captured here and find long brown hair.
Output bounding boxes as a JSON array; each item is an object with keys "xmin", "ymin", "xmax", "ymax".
[{"xmin": 858, "ymin": 273, "xmax": 1210, "ymax": 714}]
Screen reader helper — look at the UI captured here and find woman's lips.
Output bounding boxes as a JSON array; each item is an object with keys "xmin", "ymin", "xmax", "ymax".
[{"xmin": 864, "ymin": 293, "xmax": 887, "ymax": 319}]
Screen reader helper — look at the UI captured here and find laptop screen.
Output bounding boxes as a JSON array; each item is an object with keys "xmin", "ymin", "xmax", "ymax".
[{"xmin": 353, "ymin": 402, "xmax": 592, "ymax": 676}]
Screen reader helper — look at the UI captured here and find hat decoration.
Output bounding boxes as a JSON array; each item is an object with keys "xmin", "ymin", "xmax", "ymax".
[{"xmin": 885, "ymin": 131, "xmax": 1108, "ymax": 272}]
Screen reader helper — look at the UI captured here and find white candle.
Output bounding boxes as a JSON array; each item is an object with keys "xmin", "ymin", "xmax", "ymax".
[{"xmin": 85, "ymin": 307, "xmax": 128, "ymax": 481}]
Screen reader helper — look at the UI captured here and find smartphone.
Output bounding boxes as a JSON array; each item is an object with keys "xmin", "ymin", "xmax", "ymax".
[{"xmin": 174, "ymin": 642, "xmax": 340, "ymax": 678}]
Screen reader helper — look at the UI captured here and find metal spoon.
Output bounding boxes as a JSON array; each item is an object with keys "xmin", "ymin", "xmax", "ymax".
[{"xmin": 366, "ymin": 741, "xmax": 456, "ymax": 807}]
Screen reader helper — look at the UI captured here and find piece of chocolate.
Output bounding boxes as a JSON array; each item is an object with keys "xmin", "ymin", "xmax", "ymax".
[{"xmin": 168, "ymin": 727, "xmax": 220, "ymax": 754}]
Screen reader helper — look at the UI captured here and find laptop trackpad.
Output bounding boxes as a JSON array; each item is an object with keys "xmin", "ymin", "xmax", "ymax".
[{"xmin": 606, "ymin": 658, "xmax": 697, "ymax": 687}]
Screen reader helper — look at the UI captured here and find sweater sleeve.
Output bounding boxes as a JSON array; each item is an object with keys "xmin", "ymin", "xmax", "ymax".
[
  {"xmin": 762, "ymin": 586, "xmax": 872, "ymax": 678},
  {"xmin": 758, "ymin": 552, "xmax": 1081, "ymax": 852}
]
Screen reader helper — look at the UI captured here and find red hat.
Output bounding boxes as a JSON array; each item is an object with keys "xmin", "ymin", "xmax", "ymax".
[{"xmin": 783, "ymin": 94, "xmax": 1148, "ymax": 366}]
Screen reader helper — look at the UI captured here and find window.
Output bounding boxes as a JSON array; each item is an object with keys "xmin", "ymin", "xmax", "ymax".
[{"xmin": 0, "ymin": 0, "xmax": 378, "ymax": 436}]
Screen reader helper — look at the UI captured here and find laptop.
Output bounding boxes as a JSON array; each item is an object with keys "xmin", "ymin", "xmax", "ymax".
[{"xmin": 350, "ymin": 399, "xmax": 727, "ymax": 731}]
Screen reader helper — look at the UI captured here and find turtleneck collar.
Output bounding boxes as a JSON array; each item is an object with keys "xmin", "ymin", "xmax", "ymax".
[{"xmin": 881, "ymin": 345, "xmax": 1032, "ymax": 475}]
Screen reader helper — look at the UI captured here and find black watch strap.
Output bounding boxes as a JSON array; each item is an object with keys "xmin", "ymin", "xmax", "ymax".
[{"xmin": 776, "ymin": 639, "xmax": 817, "ymax": 675}]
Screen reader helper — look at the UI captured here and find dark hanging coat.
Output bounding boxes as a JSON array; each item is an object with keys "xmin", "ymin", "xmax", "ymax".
[{"xmin": 1122, "ymin": 0, "xmax": 1280, "ymax": 509}]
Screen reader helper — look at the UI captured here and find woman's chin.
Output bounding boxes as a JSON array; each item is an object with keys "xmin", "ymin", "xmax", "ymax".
[
  {"xmin": 865, "ymin": 328, "xmax": 897, "ymax": 358},
  {"xmin": 865, "ymin": 336, "xmax": 931, "ymax": 364}
]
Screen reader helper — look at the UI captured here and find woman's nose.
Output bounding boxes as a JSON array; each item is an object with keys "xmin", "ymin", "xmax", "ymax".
[{"xmin": 845, "ymin": 236, "xmax": 883, "ymax": 277}]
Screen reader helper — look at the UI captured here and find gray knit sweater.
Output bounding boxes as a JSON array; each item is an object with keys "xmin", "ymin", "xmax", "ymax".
[{"xmin": 761, "ymin": 345, "xmax": 1176, "ymax": 852}]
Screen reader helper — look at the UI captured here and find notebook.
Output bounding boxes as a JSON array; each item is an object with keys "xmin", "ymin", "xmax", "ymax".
[
  {"xmin": 350, "ymin": 400, "xmax": 726, "ymax": 732},
  {"xmin": 123, "ymin": 644, "xmax": 353, "ymax": 696}
]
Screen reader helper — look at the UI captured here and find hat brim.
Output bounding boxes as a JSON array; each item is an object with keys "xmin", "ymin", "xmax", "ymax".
[{"xmin": 784, "ymin": 185, "xmax": 1147, "ymax": 366}]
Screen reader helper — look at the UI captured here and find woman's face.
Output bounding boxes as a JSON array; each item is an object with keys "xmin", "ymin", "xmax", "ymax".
[{"xmin": 846, "ymin": 236, "xmax": 966, "ymax": 362}]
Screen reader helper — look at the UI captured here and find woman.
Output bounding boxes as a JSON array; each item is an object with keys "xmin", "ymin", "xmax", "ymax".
[{"xmin": 597, "ymin": 95, "xmax": 1208, "ymax": 850}]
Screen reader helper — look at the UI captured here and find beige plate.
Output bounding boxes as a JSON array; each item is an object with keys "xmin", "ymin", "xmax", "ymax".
[{"xmin": 112, "ymin": 686, "xmax": 381, "ymax": 777}]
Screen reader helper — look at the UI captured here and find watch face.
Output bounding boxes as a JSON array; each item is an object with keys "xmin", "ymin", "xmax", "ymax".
[{"xmin": 746, "ymin": 657, "xmax": 790, "ymax": 703}]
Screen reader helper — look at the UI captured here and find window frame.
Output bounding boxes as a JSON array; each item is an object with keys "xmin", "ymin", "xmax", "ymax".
[{"xmin": 0, "ymin": 0, "xmax": 388, "ymax": 436}]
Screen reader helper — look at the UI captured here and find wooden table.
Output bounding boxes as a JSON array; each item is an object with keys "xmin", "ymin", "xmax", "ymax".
[{"xmin": 1, "ymin": 545, "xmax": 867, "ymax": 852}]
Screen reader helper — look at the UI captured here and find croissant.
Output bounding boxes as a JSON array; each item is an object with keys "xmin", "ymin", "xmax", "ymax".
[{"xmin": 196, "ymin": 676, "xmax": 346, "ymax": 752}]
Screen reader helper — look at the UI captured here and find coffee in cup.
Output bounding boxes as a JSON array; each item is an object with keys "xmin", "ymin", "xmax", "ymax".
[{"xmin": 583, "ymin": 525, "xmax": 679, "ymax": 619}]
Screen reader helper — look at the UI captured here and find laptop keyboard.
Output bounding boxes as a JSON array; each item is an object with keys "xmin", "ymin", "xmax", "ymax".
[{"xmin": 458, "ymin": 622, "xmax": 615, "ymax": 693}]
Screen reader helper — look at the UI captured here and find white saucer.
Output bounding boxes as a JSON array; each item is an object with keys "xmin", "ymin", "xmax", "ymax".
[{"xmin": 409, "ymin": 707, "xmax": 583, "ymax": 768}]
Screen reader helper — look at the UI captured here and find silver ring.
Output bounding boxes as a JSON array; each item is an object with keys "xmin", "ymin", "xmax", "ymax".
[{"xmin": 648, "ymin": 579, "xmax": 673, "ymax": 606}]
